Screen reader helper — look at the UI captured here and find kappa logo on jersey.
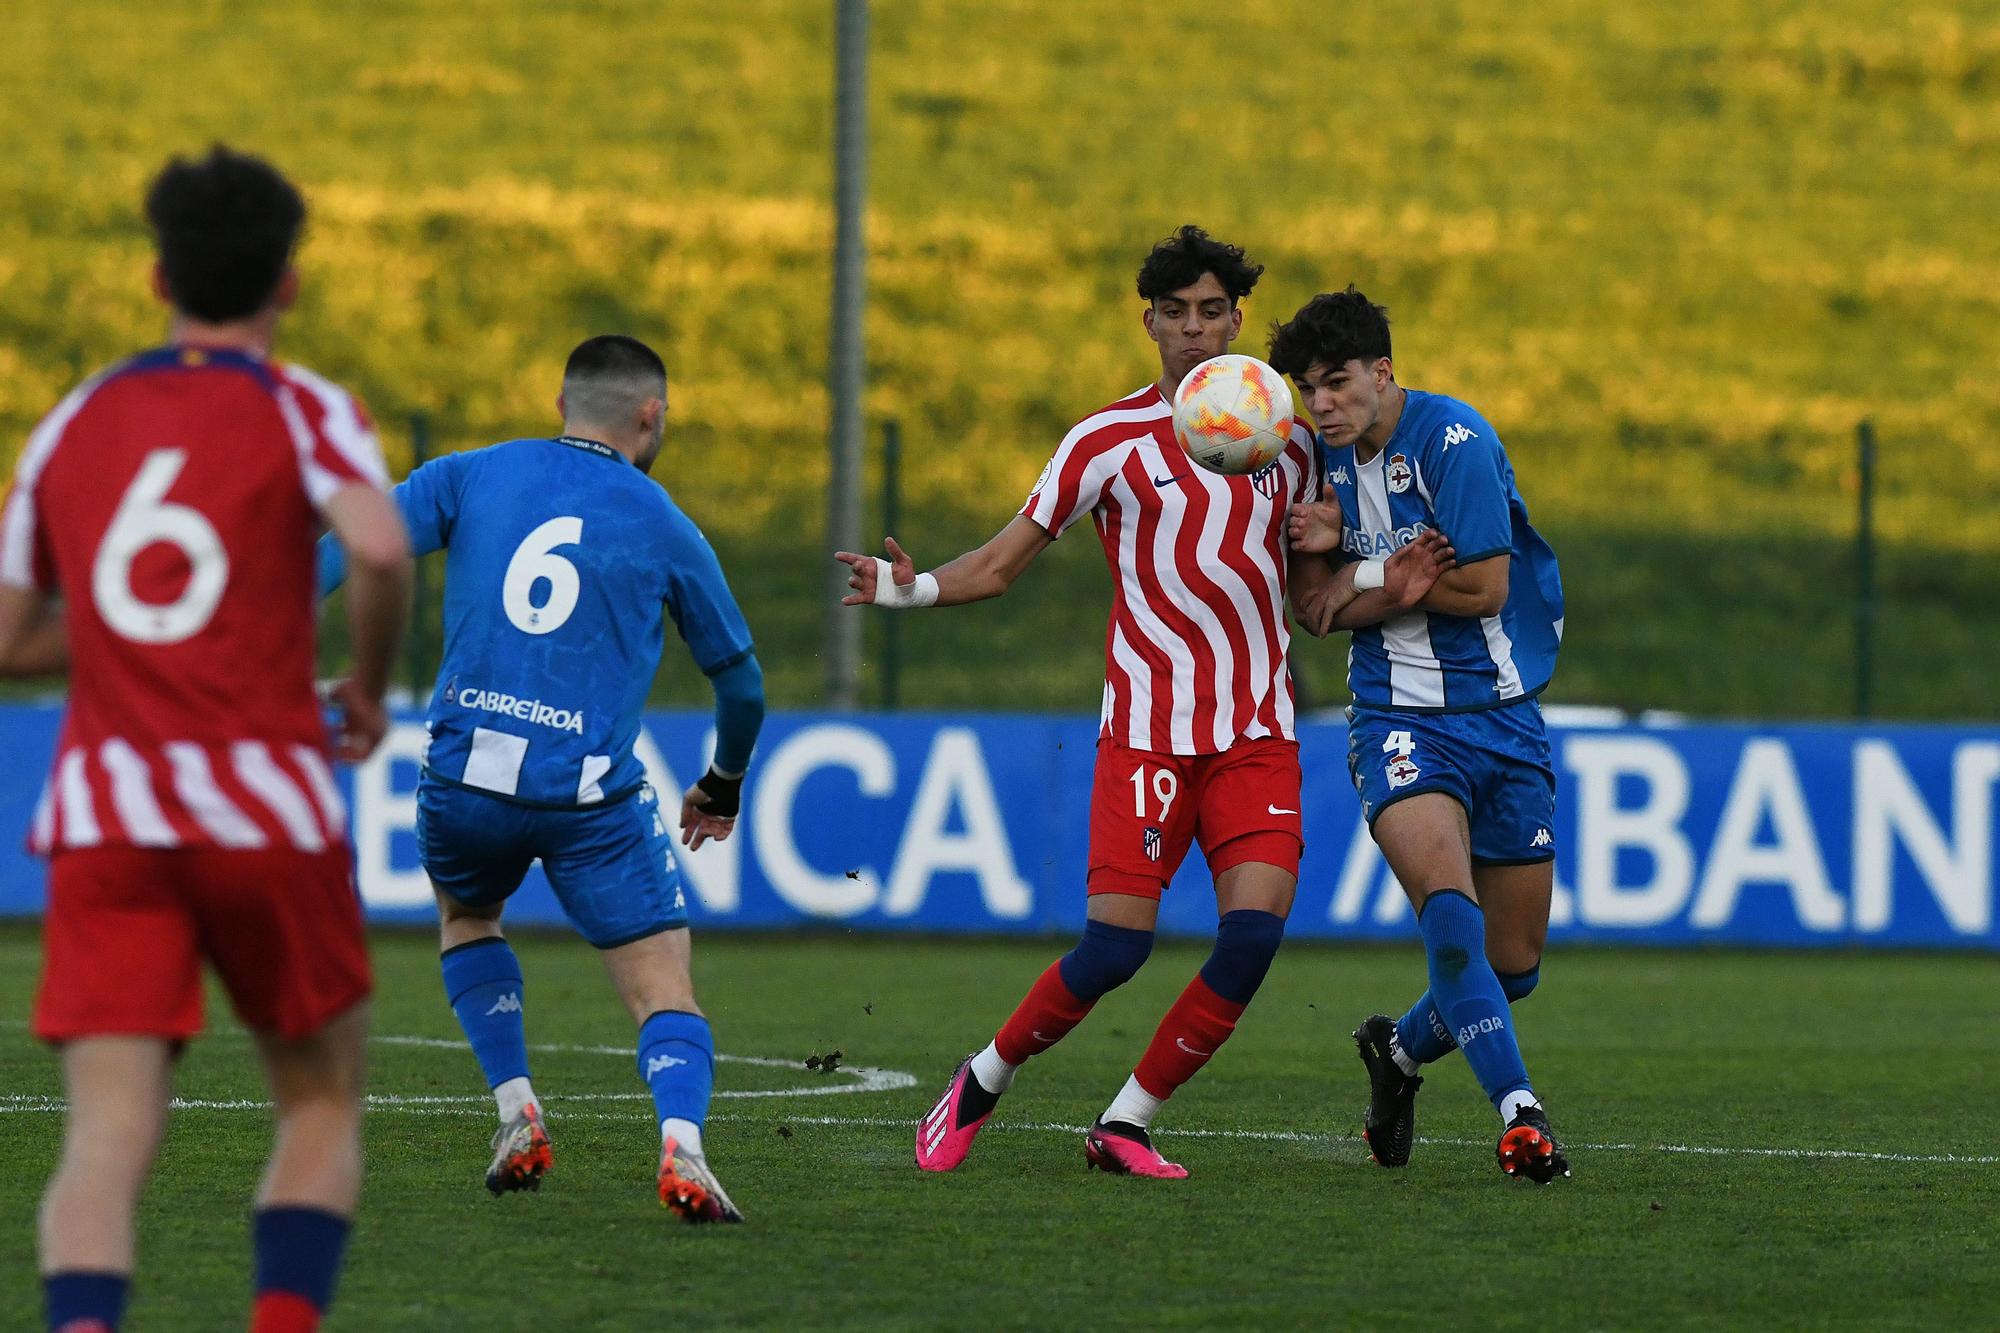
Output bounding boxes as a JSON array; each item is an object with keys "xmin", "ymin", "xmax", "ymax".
[
  {"xmin": 457, "ymin": 687, "xmax": 586, "ymax": 735},
  {"xmin": 1328, "ymin": 465, "xmax": 1350, "ymax": 485},
  {"xmin": 1251, "ymin": 460, "xmax": 1283, "ymax": 499},
  {"xmin": 646, "ymin": 1053, "xmax": 688, "ymax": 1076},
  {"xmin": 1532, "ymin": 827, "xmax": 1553, "ymax": 848},
  {"xmin": 1143, "ymin": 826, "xmax": 1162, "ymax": 862},
  {"xmin": 1442, "ymin": 423, "xmax": 1477, "ymax": 448},
  {"xmin": 1386, "ymin": 755, "xmax": 1421, "ymax": 789},
  {"xmin": 485, "ymin": 992, "xmax": 523, "ymax": 1016},
  {"xmin": 1386, "ymin": 453, "xmax": 1413, "ymax": 494}
]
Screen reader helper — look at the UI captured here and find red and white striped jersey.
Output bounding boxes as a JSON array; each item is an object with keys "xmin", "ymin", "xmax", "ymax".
[
  {"xmin": 1020, "ymin": 383, "xmax": 1321, "ymax": 755},
  {"xmin": 0, "ymin": 345, "xmax": 389, "ymax": 854}
]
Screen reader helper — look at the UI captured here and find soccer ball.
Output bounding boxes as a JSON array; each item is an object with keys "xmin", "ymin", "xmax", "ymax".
[{"xmin": 1171, "ymin": 354, "xmax": 1294, "ymax": 476}]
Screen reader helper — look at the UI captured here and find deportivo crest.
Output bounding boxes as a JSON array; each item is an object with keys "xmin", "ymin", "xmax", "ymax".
[
  {"xmin": 1386, "ymin": 756, "xmax": 1421, "ymax": 789},
  {"xmin": 1386, "ymin": 453, "xmax": 1413, "ymax": 494},
  {"xmin": 1251, "ymin": 459, "xmax": 1283, "ymax": 499},
  {"xmin": 1143, "ymin": 826, "xmax": 1162, "ymax": 862}
]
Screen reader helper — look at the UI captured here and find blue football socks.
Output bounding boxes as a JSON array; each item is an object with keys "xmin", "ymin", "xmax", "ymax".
[
  {"xmin": 252, "ymin": 1206, "xmax": 351, "ymax": 1316},
  {"xmin": 1395, "ymin": 963, "xmax": 1541, "ymax": 1067},
  {"xmin": 638, "ymin": 1009, "xmax": 714, "ymax": 1138},
  {"xmin": 44, "ymin": 1271, "xmax": 128, "ymax": 1332},
  {"xmin": 1417, "ymin": 891, "xmax": 1533, "ymax": 1113},
  {"xmin": 440, "ymin": 937, "xmax": 531, "ymax": 1091}
]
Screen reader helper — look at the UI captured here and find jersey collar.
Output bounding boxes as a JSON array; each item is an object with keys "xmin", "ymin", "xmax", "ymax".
[{"xmin": 553, "ymin": 434, "xmax": 623, "ymax": 462}]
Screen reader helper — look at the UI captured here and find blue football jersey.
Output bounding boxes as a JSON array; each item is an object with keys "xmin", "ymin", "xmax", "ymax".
[
  {"xmin": 1320, "ymin": 390, "xmax": 1563, "ymax": 712},
  {"xmin": 319, "ymin": 435, "xmax": 752, "ymax": 806}
]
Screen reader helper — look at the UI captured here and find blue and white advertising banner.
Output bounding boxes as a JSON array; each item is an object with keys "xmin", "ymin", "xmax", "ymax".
[{"xmin": 0, "ymin": 706, "xmax": 1995, "ymax": 948}]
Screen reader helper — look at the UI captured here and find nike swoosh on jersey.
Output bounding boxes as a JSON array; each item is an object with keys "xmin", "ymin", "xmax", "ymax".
[
  {"xmin": 1153, "ymin": 473, "xmax": 1190, "ymax": 487},
  {"xmin": 1267, "ymin": 804, "xmax": 1298, "ymax": 815}
]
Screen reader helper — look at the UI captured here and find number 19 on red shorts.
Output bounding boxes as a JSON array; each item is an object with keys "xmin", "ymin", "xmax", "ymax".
[{"xmin": 1085, "ymin": 737, "xmax": 1303, "ymax": 898}]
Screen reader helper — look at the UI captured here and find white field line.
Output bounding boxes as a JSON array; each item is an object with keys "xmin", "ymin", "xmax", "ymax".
[
  {"xmin": 3, "ymin": 1026, "xmax": 1991, "ymax": 1166},
  {"xmin": 0, "ymin": 1096, "xmax": 1991, "ymax": 1167}
]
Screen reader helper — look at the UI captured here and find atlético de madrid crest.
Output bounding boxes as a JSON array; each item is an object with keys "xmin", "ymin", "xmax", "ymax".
[
  {"xmin": 1143, "ymin": 826, "xmax": 1163, "ymax": 862},
  {"xmin": 1386, "ymin": 453, "xmax": 1413, "ymax": 494},
  {"xmin": 1251, "ymin": 460, "xmax": 1283, "ymax": 499}
]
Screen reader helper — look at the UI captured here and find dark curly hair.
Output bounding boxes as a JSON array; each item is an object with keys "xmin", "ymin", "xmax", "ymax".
[
  {"xmin": 1267, "ymin": 286, "xmax": 1392, "ymax": 378},
  {"xmin": 145, "ymin": 145, "xmax": 306, "ymax": 323},
  {"xmin": 1135, "ymin": 225, "xmax": 1264, "ymax": 304}
]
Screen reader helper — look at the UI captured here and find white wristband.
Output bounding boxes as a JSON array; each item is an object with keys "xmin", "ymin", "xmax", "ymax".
[
  {"xmin": 1353, "ymin": 559, "xmax": 1386, "ymax": 592},
  {"xmin": 872, "ymin": 560, "xmax": 939, "ymax": 609}
]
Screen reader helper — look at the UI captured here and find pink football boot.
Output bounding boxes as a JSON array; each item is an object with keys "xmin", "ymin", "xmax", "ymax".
[
  {"xmin": 915, "ymin": 1056, "xmax": 996, "ymax": 1171},
  {"xmin": 1083, "ymin": 1120, "xmax": 1189, "ymax": 1179}
]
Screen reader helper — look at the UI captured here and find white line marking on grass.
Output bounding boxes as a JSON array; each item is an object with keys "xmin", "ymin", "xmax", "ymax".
[
  {"xmin": 4, "ymin": 1027, "xmax": 1987, "ymax": 1167},
  {"xmin": 1, "ymin": 1097, "xmax": 1992, "ymax": 1167},
  {"xmin": 367, "ymin": 1033, "xmax": 916, "ymax": 1098}
]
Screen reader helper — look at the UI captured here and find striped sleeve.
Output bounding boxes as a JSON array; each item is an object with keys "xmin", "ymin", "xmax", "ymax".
[
  {"xmin": 1286, "ymin": 416, "xmax": 1321, "ymax": 505},
  {"xmin": 274, "ymin": 363, "xmax": 391, "ymax": 510},
  {"xmin": 1020, "ymin": 417, "xmax": 1132, "ymax": 538}
]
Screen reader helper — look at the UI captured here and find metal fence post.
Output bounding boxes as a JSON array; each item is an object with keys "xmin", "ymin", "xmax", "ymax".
[
  {"xmin": 1854, "ymin": 419, "xmax": 1877, "ymax": 719},
  {"xmin": 823, "ymin": 0, "xmax": 870, "ymax": 708},
  {"xmin": 881, "ymin": 418, "xmax": 901, "ymax": 709}
]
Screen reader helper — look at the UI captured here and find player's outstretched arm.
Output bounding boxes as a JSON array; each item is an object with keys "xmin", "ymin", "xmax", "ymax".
[
  {"xmin": 0, "ymin": 587, "xmax": 65, "ymax": 677},
  {"xmin": 834, "ymin": 515, "xmax": 1053, "ymax": 609},
  {"xmin": 321, "ymin": 483, "xmax": 412, "ymax": 760}
]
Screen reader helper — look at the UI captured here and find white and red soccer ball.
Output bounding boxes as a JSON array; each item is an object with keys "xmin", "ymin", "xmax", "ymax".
[{"xmin": 1171, "ymin": 354, "xmax": 1294, "ymax": 476}]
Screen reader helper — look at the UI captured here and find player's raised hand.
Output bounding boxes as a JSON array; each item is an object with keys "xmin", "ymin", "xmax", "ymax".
[
  {"xmin": 1384, "ymin": 530, "xmax": 1456, "ymax": 610},
  {"xmin": 328, "ymin": 677, "xmax": 390, "ymax": 762},
  {"xmin": 1286, "ymin": 501, "xmax": 1343, "ymax": 554},
  {"xmin": 834, "ymin": 536, "xmax": 918, "ymax": 606}
]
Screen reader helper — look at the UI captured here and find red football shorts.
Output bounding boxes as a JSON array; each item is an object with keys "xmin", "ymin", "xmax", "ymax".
[
  {"xmin": 1086, "ymin": 736, "xmax": 1303, "ymax": 898},
  {"xmin": 34, "ymin": 846, "xmax": 373, "ymax": 1044}
]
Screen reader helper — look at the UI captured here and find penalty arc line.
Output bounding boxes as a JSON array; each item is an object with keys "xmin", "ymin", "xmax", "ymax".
[{"xmin": 4, "ymin": 1028, "xmax": 1990, "ymax": 1166}]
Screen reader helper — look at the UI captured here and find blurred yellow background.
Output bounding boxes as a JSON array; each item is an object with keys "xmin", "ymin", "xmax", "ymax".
[{"xmin": 5, "ymin": 1, "xmax": 1995, "ymax": 716}]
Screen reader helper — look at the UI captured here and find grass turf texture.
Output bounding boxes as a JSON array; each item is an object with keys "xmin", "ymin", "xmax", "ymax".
[
  {"xmin": 3, "ymin": 921, "xmax": 1996, "ymax": 1330},
  {"xmin": 5, "ymin": 2, "xmax": 2000, "ymax": 720}
]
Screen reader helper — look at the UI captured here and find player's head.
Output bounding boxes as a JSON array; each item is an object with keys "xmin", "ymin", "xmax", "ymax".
[
  {"xmin": 1137, "ymin": 225, "xmax": 1263, "ymax": 390},
  {"xmin": 145, "ymin": 146, "xmax": 306, "ymax": 325},
  {"xmin": 1267, "ymin": 286, "xmax": 1394, "ymax": 446},
  {"xmin": 559, "ymin": 334, "xmax": 670, "ymax": 471}
]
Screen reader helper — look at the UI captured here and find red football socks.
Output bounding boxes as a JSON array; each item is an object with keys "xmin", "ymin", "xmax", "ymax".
[
  {"xmin": 250, "ymin": 1290, "xmax": 321, "ymax": 1333},
  {"xmin": 1133, "ymin": 974, "xmax": 1246, "ymax": 1098},
  {"xmin": 993, "ymin": 960, "xmax": 1096, "ymax": 1065}
]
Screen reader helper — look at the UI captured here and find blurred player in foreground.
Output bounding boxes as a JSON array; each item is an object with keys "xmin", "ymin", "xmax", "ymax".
[
  {"xmin": 0, "ymin": 147, "xmax": 410, "ymax": 1332},
  {"xmin": 1274, "ymin": 287, "xmax": 1570, "ymax": 1182},
  {"xmin": 838, "ymin": 227, "xmax": 1448, "ymax": 1178},
  {"xmin": 318, "ymin": 335, "xmax": 764, "ymax": 1222}
]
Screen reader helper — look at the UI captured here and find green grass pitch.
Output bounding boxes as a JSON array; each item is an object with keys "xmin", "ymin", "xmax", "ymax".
[{"xmin": 3, "ymin": 922, "xmax": 1996, "ymax": 1330}]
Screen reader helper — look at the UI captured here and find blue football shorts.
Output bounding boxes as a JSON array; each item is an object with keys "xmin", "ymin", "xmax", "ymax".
[
  {"xmin": 1345, "ymin": 698, "xmax": 1556, "ymax": 865},
  {"xmin": 416, "ymin": 776, "xmax": 688, "ymax": 948}
]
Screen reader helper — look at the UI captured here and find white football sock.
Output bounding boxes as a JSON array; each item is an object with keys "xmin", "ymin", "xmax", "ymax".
[
  {"xmin": 662, "ymin": 1116, "xmax": 704, "ymax": 1156},
  {"xmin": 494, "ymin": 1076, "xmax": 537, "ymax": 1124},
  {"xmin": 1500, "ymin": 1089, "xmax": 1541, "ymax": 1124},
  {"xmin": 1389, "ymin": 1029, "xmax": 1422, "ymax": 1078},
  {"xmin": 969, "ymin": 1042, "xmax": 1017, "ymax": 1094},
  {"xmin": 1101, "ymin": 1074, "xmax": 1164, "ymax": 1130}
]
